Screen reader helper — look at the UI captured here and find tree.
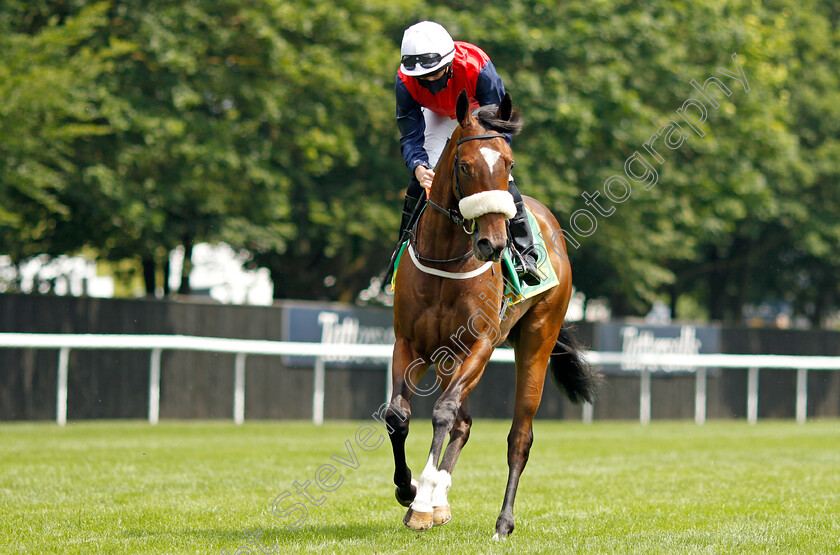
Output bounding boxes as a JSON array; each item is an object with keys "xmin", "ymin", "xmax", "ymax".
[
  {"xmin": 0, "ymin": 2, "xmax": 117, "ymax": 287},
  {"xmin": 55, "ymin": 0, "xmax": 405, "ymax": 300},
  {"xmin": 2, "ymin": 0, "xmax": 838, "ymax": 326}
]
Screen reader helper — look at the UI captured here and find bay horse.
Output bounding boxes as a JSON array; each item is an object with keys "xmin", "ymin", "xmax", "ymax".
[{"xmin": 386, "ymin": 90, "xmax": 600, "ymax": 538}]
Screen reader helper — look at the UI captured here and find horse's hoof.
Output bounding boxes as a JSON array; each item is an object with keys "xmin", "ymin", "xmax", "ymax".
[
  {"xmin": 433, "ymin": 505, "xmax": 451, "ymax": 526},
  {"xmin": 403, "ymin": 507, "xmax": 434, "ymax": 531},
  {"xmin": 395, "ymin": 479, "xmax": 419, "ymax": 507}
]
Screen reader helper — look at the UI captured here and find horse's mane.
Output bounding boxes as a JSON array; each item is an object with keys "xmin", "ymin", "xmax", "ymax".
[{"xmin": 473, "ymin": 104, "xmax": 523, "ymax": 136}]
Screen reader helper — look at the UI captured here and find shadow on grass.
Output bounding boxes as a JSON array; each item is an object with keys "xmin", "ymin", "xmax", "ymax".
[
  {"xmin": 121, "ymin": 520, "xmax": 512, "ymax": 555},
  {"xmin": 123, "ymin": 522, "xmax": 404, "ymax": 543},
  {"xmin": 120, "ymin": 504, "xmax": 510, "ymax": 550}
]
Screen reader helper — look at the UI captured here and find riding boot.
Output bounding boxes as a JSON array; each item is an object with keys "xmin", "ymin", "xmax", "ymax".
[
  {"xmin": 382, "ymin": 184, "xmax": 424, "ymax": 288},
  {"xmin": 507, "ymin": 180, "xmax": 543, "ymax": 286}
]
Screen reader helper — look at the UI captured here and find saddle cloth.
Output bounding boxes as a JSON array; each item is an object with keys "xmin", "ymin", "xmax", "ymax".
[
  {"xmin": 501, "ymin": 207, "xmax": 559, "ymax": 304},
  {"xmin": 391, "ymin": 208, "xmax": 559, "ymax": 303}
]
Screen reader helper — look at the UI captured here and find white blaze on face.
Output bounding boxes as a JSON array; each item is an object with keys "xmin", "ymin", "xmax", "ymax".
[{"xmin": 480, "ymin": 147, "xmax": 502, "ymax": 177}]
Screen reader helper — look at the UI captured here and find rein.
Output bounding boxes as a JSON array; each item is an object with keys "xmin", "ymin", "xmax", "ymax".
[{"xmin": 411, "ymin": 131, "xmax": 506, "ymax": 267}]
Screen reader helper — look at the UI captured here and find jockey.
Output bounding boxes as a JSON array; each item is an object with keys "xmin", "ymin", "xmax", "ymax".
[{"xmin": 384, "ymin": 20, "xmax": 541, "ymax": 288}]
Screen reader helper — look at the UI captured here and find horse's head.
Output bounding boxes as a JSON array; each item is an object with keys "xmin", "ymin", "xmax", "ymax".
[{"xmin": 453, "ymin": 90, "xmax": 522, "ymax": 263}]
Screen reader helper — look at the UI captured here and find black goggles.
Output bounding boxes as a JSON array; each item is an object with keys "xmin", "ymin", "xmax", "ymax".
[{"xmin": 401, "ymin": 49, "xmax": 453, "ymax": 71}]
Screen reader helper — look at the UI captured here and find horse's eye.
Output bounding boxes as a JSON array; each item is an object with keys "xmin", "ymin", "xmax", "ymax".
[{"xmin": 459, "ymin": 163, "xmax": 470, "ymax": 176}]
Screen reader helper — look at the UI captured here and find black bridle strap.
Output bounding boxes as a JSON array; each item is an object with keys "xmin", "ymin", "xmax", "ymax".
[
  {"xmin": 408, "ymin": 201, "xmax": 474, "ymax": 265},
  {"xmin": 413, "ymin": 240, "xmax": 475, "ymax": 265},
  {"xmin": 412, "ymin": 131, "xmax": 506, "ymax": 266},
  {"xmin": 456, "ymin": 132, "xmax": 506, "ymax": 145},
  {"xmin": 453, "ymin": 132, "xmax": 506, "ymax": 201},
  {"xmin": 426, "ymin": 198, "xmax": 466, "ymax": 226}
]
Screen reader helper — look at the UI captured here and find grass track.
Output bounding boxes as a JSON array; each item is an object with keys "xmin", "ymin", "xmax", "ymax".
[{"xmin": 1, "ymin": 419, "xmax": 838, "ymax": 553}]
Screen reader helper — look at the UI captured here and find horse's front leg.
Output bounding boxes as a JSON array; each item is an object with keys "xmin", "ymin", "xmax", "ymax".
[
  {"xmin": 404, "ymin": 346, "xmax": 491, "ymax": 531},
  {"xmin": 387, "ymin": 337, "xmax": 427, "ymax": 508},
  {"xmin": 429, "ymin": 400, "xmax": 472, "ymax": 526}
]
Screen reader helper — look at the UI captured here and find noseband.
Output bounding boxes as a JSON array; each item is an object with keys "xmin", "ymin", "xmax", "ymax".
[
  {"xmin": 414, "ymin": 132, "xmax": 514, "ymax": 266},
  {"xmin": 426, "ymin": 132, "xmax": 510, "ymax": 229}
]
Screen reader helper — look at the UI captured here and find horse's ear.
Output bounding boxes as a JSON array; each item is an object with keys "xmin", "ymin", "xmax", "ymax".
[
  {"xmin": 497, "ymin": 93, "xmax": 513, "ymax": 121},
  {"xmin": 456, "ymin": 89, "xmax": 470, "ymax": 127}
]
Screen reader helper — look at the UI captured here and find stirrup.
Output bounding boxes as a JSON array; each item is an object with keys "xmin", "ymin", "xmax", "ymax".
[
  {"xmin": 511, "ymin": 248, "xmax": 541, "ymax": 286},
  {"xmin": 518, "ymin": 263, "xmax": 541, "ymax": 286}
]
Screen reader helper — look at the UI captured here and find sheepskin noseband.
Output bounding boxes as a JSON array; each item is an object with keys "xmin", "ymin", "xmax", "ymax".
[{"xmin": 458, "ymin": 190, "xmax": 517, "ymax": 220}]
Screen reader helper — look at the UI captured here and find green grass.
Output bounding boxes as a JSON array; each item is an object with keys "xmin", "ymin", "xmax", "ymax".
[{"xmin": 1, "ymin": 419, "xmax": 838, "ymax": 554}]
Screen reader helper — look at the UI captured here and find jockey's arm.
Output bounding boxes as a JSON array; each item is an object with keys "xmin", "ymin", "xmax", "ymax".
[
  {"xmin": 395, "ymin": 75, "xmax": 430, "ymax": 175},
  {"xmin": 414, "ymin": 165, "xmax": 434, "ymax": 198},
  {"xmin": 475, "ymin": 60, "xmax": 512, "ymax": 146},
  {"xmin": 474, "ymin": 60, "xmax": 506, "ymax": 107}
]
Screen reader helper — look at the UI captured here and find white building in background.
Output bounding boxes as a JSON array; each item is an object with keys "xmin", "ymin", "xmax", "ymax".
[
  {"xmin": 0, "ymin": 254, "xmax": 114, "ymax": 297},
  {"xmin": 0, "ymin": 243, "xmax": 274, "ymax": 305},
  {"xmin": 168, "ymin": 243, "xmax": 273, "ymax": 305}
]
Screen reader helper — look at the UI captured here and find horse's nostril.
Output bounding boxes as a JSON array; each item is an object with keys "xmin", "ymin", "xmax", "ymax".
[{"xmin": 476, "ymin": 238, "xmax": 493, "ymax": 259}]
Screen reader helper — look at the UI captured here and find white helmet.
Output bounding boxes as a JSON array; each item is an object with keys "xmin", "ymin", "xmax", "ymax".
[{"xmin": 400, "ymin": 21, "xmax": 456, "ymax": 77}]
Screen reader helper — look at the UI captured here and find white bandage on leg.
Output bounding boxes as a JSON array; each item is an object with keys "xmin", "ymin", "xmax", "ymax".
[
  {"xmin": 430, "ymin": 470, "xmax": 451, "ymax": 508},
  {"xmin": 411, "ymin": 455, "xmax": 439, "ymax": 513},
  {"xmin": 458, "ymin": 190, "xmax": 517, "ymax": 220}
]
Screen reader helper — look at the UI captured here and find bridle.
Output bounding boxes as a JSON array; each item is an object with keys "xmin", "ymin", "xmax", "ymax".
[
  {"xmin": 425, "ymin": 132, "xmax": 507, "ymax": 230},
  {"xmin": 413, "ymin": 131, "xmax": 509, "ymax": 265}
]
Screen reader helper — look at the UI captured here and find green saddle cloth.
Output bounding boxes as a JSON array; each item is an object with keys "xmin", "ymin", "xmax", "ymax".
[
  {"xmin": 391, "ymin": 208, "xmax": 559, "ymax": 301},
  {"xmin": 501, "ymin": 207, "xmax": 559, "ymax": 304}
]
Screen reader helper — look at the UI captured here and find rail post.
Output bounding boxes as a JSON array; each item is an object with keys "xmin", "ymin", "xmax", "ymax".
[
  {"xmin": 313, "ymin": 356, "xmax": 325, "ymax": 425},
  {"xmin": 747, "ymin": 367, "xmax": 759, "ymax": 425},
  {"xmin": 56, "ymin": 347, "xmax": 70, "ymax": 426},
  {"xmin": 795, "ymin": 368, "xmax": 808, "ymax": 424},
  {"xmin": 582, "ymin": 402, "xmax": 594, "ymax": 424},
  {"xmin": 695, "ymin": 367, "xmax": 707, "ymax": 425},
  {"xmin": 149, "ymin": 348, "xmax": 162, "ymax": 425},
  {"xmin": 234, "ymin": 353, "xmax": 247, "ymax": 425},
  {"xmin": 639, "ymin": 368, "xmax": 651, "ymax": 425}
]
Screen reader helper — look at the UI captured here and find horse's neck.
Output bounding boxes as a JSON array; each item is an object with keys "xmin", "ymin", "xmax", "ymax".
[{"xmin": 416, "ymin": 164, "xmax": 472, "ymax": 262}]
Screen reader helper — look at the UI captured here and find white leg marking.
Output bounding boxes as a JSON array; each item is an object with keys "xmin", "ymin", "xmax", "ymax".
[
  {"xmin": 431, "ymin": 470, "xmax": 451, "ymax": 508},
  {"xmin": 480, "ymin": 147, "xmax": 502, "ymax": 177},
  {"xmin": 410, "ymin": 455, "xmax": 438, "ymax": 513},
  {"xmin": 411, "ymin": 457, "xmax": 453, "ymax": 513}
]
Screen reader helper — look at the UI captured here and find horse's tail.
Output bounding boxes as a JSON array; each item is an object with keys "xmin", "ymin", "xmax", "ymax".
[{"xmin": 549, "ymin": 324, "xmax": 601, "ymax": 404}]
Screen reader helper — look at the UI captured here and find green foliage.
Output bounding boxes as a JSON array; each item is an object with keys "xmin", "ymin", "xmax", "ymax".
[
  {"xmin": 426, "ymin": 0, "xmax": 820, "ymax": 320},
  {"xmin": 0, "ymin": 2, "xmax": 115, "ymax": 259},
  {"xmin": 0, "ymin": 0, "xmax": 837, "ymax": 323},
  {"xmin": 412, "ymin": 0, "xmax": 840, "ymax": 322}
]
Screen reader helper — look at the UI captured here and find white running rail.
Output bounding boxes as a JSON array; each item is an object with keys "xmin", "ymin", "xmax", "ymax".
[{"xmin": 1, "ymin": 333, "xmax": 838, "ymax": 426}]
